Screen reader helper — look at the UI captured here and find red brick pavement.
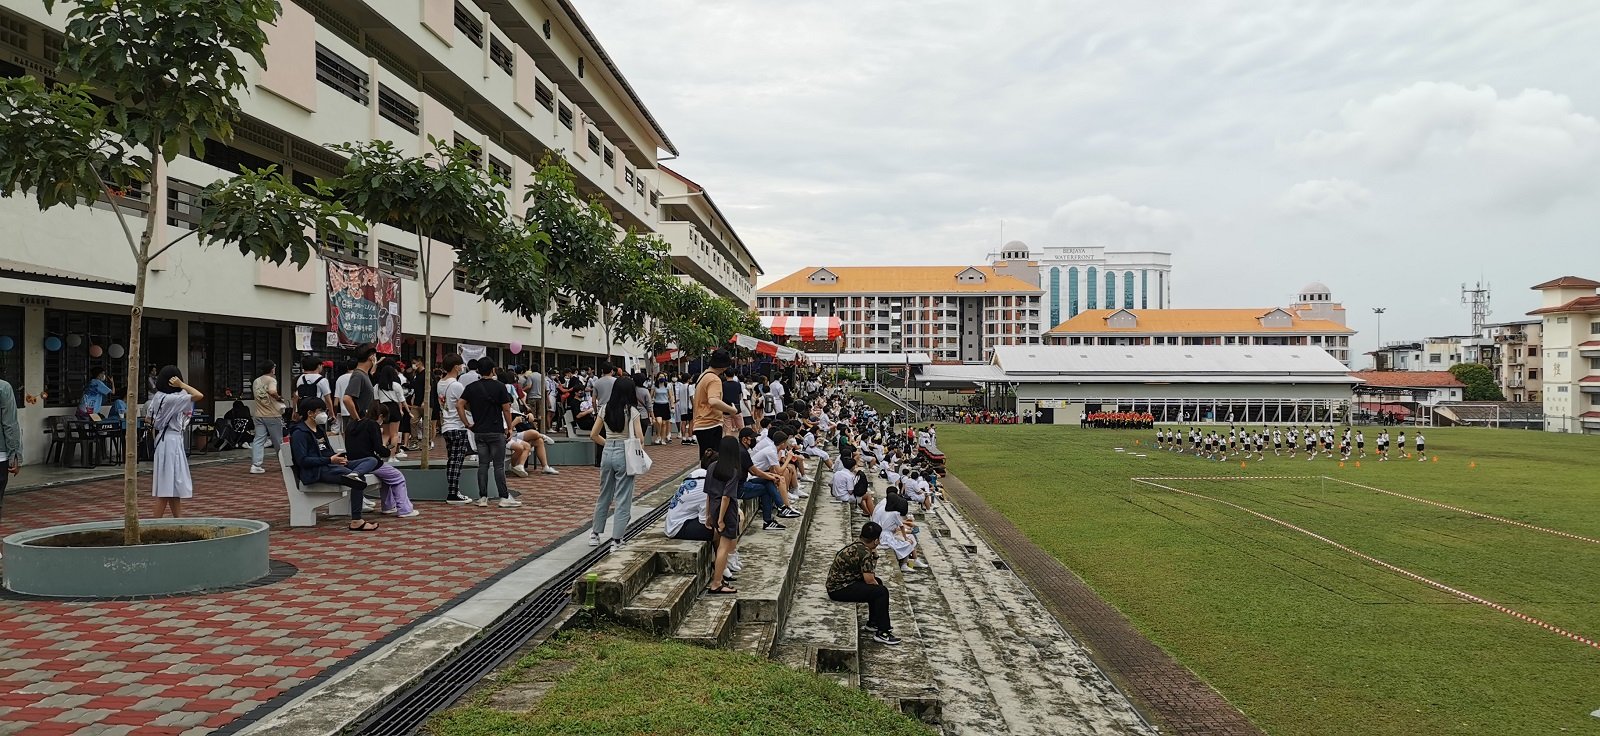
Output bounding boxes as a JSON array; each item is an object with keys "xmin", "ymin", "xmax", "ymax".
[{"xmin": 0, "ymin": 445, "xmax": 697, "ymax": 736}]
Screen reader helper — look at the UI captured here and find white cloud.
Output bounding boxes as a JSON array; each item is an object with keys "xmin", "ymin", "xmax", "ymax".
[
  {"xmin": 1045, "ymin": 196, "xmax": 1188, "ymax": 250},
  {"xmin": 1277, "ymin": 178, "xmax": 1372, "ymax": 215},
  {"xmin": 1294, "ymin": 82, "xmax": 1600, "ymax": 206}
]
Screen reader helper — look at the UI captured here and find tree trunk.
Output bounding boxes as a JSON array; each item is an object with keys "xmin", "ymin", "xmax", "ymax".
[
  {"xmin": 121, "ymin": 179, "xmax": 162, "ymax": 545},
  {"xmin": 538, "ymin": 313, "xmax": 547, "ymax": 433},
  {"xmin": 418, "ymin": 235, "xmax": 433, "ymax": 470}
]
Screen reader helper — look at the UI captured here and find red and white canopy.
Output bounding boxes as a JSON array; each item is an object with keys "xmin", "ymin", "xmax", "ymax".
[
  {"xmin": 654, "ymin": 349, "xmax": 684, "ymax": 364},
  {"xmin": 730, "ymin": 333, "xmax": 803, "ymax": 361},
  {"xmin": 760, "ymin": 315, "xmax": 841, "ymax": 341}
]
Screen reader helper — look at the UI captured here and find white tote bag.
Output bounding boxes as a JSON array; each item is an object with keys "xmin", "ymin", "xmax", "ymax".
[{"xmin": 624, "ymin": 408, "xmax": 653, "ymax": 476}]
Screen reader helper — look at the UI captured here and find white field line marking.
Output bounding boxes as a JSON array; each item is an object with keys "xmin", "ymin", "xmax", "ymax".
[
  {"xmin": 1133, "ymin": 478, "xmax": 1600, "ymax": 653},
  {"xmin": 1321, "ymin": 476, "xmax": 1600, "ymax": 547}
]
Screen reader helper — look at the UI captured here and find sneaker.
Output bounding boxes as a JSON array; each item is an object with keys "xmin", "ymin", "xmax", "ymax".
[
  {"xmin": 498, "ymin": 498, "xmax": 523, "ymax": 508},
  {"xmin": 446, "ymin": 493, "xmax": 470, "ymax": 505},
  {"xmin": 873, "ymin": 631, "xmax": 902, "ymax": 646},
  {"xmin": 511, "ymin": 465, "xmax": 530, "ymax": 478},
  {"xmin": 901, "ymin": 563, "xmax": 916, "ymax": 572},
  {"xmin": 611, "ymin": 537, "xmax": 625, "ymax": 550},
  {"xmin": 542, "ymin": 466, "xmax": 560, "ymax": 475},
  {"xmin": 762, "ymin": 520, "xmax": 787, "ymax": 531},
  {"xmin": 249, "ymin": 465, "xmax": 266, "ymax": 474},
  {"xmin": 800, "ymin": 476, "xmax": 815, "ymax": 484},
  {"xmin": 588, "ymin": 532, "xmax": 601, "ymax": 546},
  {"xmin": 395, "ymin": 449, "xmax": 408, "ymax": 459},
  {"xmin": 797, "ymin": 490, "xmax": 810, "ymax": 498},
  {"xmin": 779, "ymin": 508, "xmax": 802, "ymax": 519},
  {"xmin": 380, "ymin": 507, "xmax": 399, "ymax": 515},
  {"xmin": 398, "ymin": 510, "xmax": 422, "ymax": 518},
  {"xmin": 474, "ymin": 497, "xmax": 489, "ymax": 508},
  {"xmin": 362, "ymin": 498, "xmax": 377, "ymax": 510}
]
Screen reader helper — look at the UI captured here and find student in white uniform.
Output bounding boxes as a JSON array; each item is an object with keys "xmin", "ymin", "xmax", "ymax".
[
  {"xmin": 871, "ymin": 492, "xmax": 925, "ymax": 572},
  {"xmin": 665, "ymin": 469, "xmax": 714, "ymax": 541},
  {"xmin": 1414, "ymin": 432, "xmax": 1426, "ymax": 461},
  {"xmin": 832, "ymin": 456, "xmax": 860, "ymax": 504}
]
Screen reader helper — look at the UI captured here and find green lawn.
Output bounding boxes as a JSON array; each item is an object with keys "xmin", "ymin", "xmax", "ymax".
[
  {"xmin": 428, "ymin": 627, "xmax": 930, "ymax": 736},
  {"xmin": 937, "ymin": 425, "xmax": 1600, "ymax": 736}
]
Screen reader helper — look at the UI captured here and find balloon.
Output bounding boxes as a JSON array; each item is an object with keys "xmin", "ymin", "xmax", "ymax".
[
  {"xmin": 44, "ymin": 336, "xmax": 62, "ymax": 352},
  {"xmin": 508, "ymin": 341, "xmax": 523, "ymax": 355},
  {"xmin": 108, "ymin": 344, "xmax": 125, "ymax": 359},
  {"xmin": 65, "ymin": 334, "xmax": 82, "ymax": 348},
  {"xmin": 0, "ymin": 336, "xmax": 12, "ymax": 351},
  {"xmin": 88, "ymin": 344, "xmax": 104, "ymax": 358}
]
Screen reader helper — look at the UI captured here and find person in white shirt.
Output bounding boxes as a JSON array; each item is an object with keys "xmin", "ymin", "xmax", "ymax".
[
  {"xmin": 664, "ymin": 469, "xmax": 714, "ymax": 541},
  {"xmin": 767, "ymin": 376, "xmax": 785, "ymax": 414},
  {"xmin": 332, "ymin": 365, "xmax": 353, "ymax": 435},
  {"xmin": 872, "ymin": 492, "xmax": 925, "ymax": 572},
  {"xmin": 458, "ymin": 359, "xmax": 480, "ymax": 387},
  {"xmin": 436, "ymin": 354, "xmax": 472, "ymax": 504}
]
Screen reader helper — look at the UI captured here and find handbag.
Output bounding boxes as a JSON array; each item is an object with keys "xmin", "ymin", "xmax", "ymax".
[{"xmin": 624, "ymin": 408, "xmax": 653, "ymax": 476}]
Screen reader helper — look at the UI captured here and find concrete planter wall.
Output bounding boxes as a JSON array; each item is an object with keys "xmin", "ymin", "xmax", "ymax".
[
  {"xmin": 2, "ymin": 518, "xmax": 270, "ymax": 598},
  {"xmin": 394, "ymin": 464, "xmax": 478, "ymax": 502}
]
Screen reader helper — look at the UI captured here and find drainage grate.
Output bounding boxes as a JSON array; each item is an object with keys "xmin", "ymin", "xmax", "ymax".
[
  {"xmin": 992, "ymin": 560, "xmax": 1010, "ymax": 571},
  {"xmin": 962, "ymin": 544, "xmax": 978, "ymax": 554},
  {"xmin": 936, "ymin": 528, "xmax": 951, "ymax": 538},
  {"xmin": 351, "ymin": 503, "xmax": 672, "ymax": 736}
]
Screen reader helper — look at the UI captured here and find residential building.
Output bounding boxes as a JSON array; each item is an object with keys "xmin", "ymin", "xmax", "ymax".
[
  {"xmin": 986, "ymin": 242, "xmax": 1173, "ymax": 328},
  {"xmin": 1372, "ymin": 334, "xmax": 1490, "ymax": 373},
  {"xmin": 1485, "ymin": 320, "xmax": 1542, "ymax": 403},
  {"xmin": 656, "ymin": 166, "xmax": 761, "ymax": 308},
  {"xmin": 756, "ymin": 266, "xmax": 1043, "ymax": 363},
  {"xmin": 1371, "ymin": 342, "xmax": 1424, "ymax": 371},
  {"xmin": 1043, "ymin": 282, "xmax": 1354, "ymax": 365},
  {"xmin": 0, "ymin": 0, "xmax": 725, "ymax": 462},
  {"xmin": 918, "ymin": 345, "xmax": 1359, "ymax": 425},
  {"xmin": 1526, "ymin": 276, "xmax": 1600, "ymax": 433}
]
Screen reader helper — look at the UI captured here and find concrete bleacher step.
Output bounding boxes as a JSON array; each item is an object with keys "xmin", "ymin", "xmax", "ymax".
[
  {"xmin": 619, "ymin": 574, "xmax": 698, "ymax": 636},
  {"xmin": 672, "ymin": 595, "xmax": 737, "ymax": 649},
  {"xmin": 774, "ymin": 496, "xmax": 860, "ymax": 686},
  {"xmin": 576, "ymin": 547, "xmax": 657, "ymax": 615},
  {"xmin": 730, "ymin": 620, "xmax": 778, "ymax": 657},
  {"xmin": 857, "ymin": 539, "xmax": 941, "ymax": 726}
]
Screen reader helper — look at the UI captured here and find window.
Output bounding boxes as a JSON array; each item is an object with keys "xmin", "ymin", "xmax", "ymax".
[
  {"xmin": 487, "ymin": 155, "xmax": 511, "ymax": 184},
  {"xmin": 1104, "ymin": 270, "xmax": 1116, "ymax": 308},
  {"xmin": 1557, "ymin": 385, "xmax": 1569, "ymax": 393},
  {"xmin": 377, "ymin": 85, "xmax": 419, "ymax": 133},
  {"xmin": 454, "ymin": 266, "xmax": 476, "ymax": 293},
  {"xmin": 587, "ymin": 132, "xmax": 601, "ymax": 155},
  {"xmin": 1086, "ymin": 267, "xmax": 1097, "ymax": 310},
  {"xmin": 318, "ymin": 229, "xmax": 367, "ymax": 262},
  {"xmin": 488, "ymin": 36, "xmax": 514, "ymax": 75},
  {"xmin": 1558, "ymin": 351, "xmax": 1569, "ymax": 358},
  {"xmin": 165, "ymin": 179, "xmax": 204, "ymax": 231},
  {"xmin": 0, "ymin": 305, "xmax": 23, "ymax": 404},
  {"xmin": 42, "ymin": 310, "xmax": 131, "ymax": 408},
  {"xmin": 1557, "ymin": 317, "xmax": 1569, "ymax": 324},
  {"xmin": 1429, "ymin": 354, "xmax": 1441, "ymax": 363},
  {"xmin": 577, "ymin": 57, "xmax": 585, "ymax": 78},
  {"xmin": 1141, "ymin": 270, "xmax": 1149, "ymax": 309},
  {"xmin": 649, "ymin": 190, "xmax": 659, "ymax": 207},
  {"xmin": 453, "ymin": 1, "xmax": 483, "ymax": 47},
  {"xmin": 557, "ymin": 103, "xmax": 573, "ymax": 129},
  {"xmin": 377, "ymin": 242, "xmax": 417, "ymax": 278},
  {"xmin": 1530, "ymin": 346, "xmax": 1538, "ymax": 356},
  {"xmin": 635, "ymin": 178, "xmax": 646, "ymax": 195},
  {"xmin": 534, "ymin": 81, "xmax": 554, "ymax": 111},
  {"xmin": 603, "ymin": 147, "xmax": 614, "ymax": 168},
  {"xmin": 1590, "ymin": 358, "xmax": 1600, "ymax": 370},
  {"xmin": 202, "ymin": 324, "xmax": 282, "ymax": 402},
  {"xmin": 624, "ymin": 168, "xmax": 635, "ymax": 187},
  {"xmin": 1592, "ymin": 322, "xmax": 1600, "ymax": 334},
  {"xmin": 453, "ymin": 134, "xmax": 481, "ymax": 165},
  {"xmin": 315, "ymin": 44, "xmax": 369, "ymax": 104}
]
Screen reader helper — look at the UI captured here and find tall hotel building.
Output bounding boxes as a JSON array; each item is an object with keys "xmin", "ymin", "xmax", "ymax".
[{"xmin": 0, "ymin": 0, "xmax": 759, "ymax": 463}]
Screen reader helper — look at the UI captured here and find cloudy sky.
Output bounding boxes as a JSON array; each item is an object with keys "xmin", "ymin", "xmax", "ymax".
[{"xmin": 579, "ymin": 1, "xmax": 1600, "ymax": 363}]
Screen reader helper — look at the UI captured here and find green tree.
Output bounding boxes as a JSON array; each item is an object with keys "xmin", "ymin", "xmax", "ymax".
[
  {"xmin": 1449, "ymin": 362, "xmax": 1504, "ymax": 401},
  {"xmin": 555, "ymin": 226, "xmax": 671, "ymax": 363},
  {"xmin": 0, "ymin": 0, "xmax": 357, "ymax": 544},
  {"xmin": 332, "ymin": 139, "xmax": 547, "ymax": 467}
]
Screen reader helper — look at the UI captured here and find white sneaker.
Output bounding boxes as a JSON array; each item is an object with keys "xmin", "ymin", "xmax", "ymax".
[
  {"xmin": 542, "ymin": 466, "xmax": 560, "ymax": 475},
  {"xmin": 797, "ymin": 490, "xmax": 810, "ymax": 499},
  {"xmin": 900, "ymin": 563, "xmax": 916, "ymax": 573},
  {"xmin": 398, "ymin": 510, "xmax": 421, "ymax": 518},
  {"xmin": 511, "ymin": 465, "xmax": 529, "ymax": 478},
  {"xmin": 362, "ymin": 499, "xmax": 377, "ymax": 510},
  {"xmin": 474, "ymin": 497, "xmax": 489, "ymax": 508},
  {"xmin": 249, "ymin": 465, "xmax": 266, "ymax": 474},
  {"xmin": 588, "ymin": 532, "xmax": 601, "ymax": 546},
  {"xmin": 498, "ymin": 498, "xmax": 523, "ymax": 508},
  {"xmin": 395, "ymin": 449, "xmax": 408, "ymax": 459}
]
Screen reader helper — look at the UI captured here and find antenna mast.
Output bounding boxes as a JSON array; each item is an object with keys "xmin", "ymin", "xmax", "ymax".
[{"xmin": 1461, "ymin": 281, "xmax": 1491, "ymax": 334}]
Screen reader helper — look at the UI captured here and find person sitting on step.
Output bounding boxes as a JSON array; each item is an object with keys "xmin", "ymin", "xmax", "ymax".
[{"xmin": 826, "ymin": 521, "xmax": 900, "ymax": 646}]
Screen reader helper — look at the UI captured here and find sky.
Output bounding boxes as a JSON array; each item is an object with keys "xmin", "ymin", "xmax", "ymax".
[{"xmin": 577, "ymin": 0, "xmax": 1600, "ymax": 364}]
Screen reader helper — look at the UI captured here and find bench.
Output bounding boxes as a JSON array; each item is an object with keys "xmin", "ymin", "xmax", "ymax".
[{"xmin": 277, "ymin": 443, "xmax": 377, "ymax": 527}]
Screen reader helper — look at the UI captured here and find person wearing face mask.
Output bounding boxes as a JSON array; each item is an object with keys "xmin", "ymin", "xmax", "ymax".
[{"xmin": 289, "ymin": 397, "xmax": 377, "ymax": 531}]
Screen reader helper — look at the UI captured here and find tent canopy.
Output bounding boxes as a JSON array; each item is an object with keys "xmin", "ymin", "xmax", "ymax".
[
  {"xmin": 731, "ymin": 333, "xmax": 804, "ymax": 361},
  {"xmin": 761, "ymin": 316, "xmax": 841, "ymax": 341}
]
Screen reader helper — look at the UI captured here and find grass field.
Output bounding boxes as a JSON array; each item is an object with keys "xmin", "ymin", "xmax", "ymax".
[
  {"xmin": 937, "ymin": 425, "xmax": 1600, "ymax": 736},
  {"xmin": 428, "ymin": 627, "xmax": 930, "ymax": 736}
]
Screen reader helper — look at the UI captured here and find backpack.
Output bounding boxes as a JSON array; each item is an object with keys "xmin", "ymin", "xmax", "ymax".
[{"xmin": 295, "ymin": 375, "xmax": 326, "ymax": 402}]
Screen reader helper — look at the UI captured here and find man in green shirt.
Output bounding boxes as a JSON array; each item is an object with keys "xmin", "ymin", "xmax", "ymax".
[{"xmin": 825, "ymin": 521, "xmax": 899, "ymax": 645}]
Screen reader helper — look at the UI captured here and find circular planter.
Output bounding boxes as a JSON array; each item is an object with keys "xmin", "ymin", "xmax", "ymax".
[{"xmin": 2, "ymin": 518, "xmax": 270, "ymax": 598}]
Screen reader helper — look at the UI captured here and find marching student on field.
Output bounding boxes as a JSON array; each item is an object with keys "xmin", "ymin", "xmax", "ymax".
[{"xmin": 1414, "ymin": 432, "xmax": 1427, "ymax": 461}]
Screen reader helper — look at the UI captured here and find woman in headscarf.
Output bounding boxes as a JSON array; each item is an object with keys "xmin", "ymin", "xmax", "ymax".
[{"xmin": 146, "ymin": 366, "xmax": 202, "ymax": 518}]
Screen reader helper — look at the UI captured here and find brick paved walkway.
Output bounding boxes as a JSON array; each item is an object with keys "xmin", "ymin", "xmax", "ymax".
[
  {"xmin": 940, "ymin": 473, "xmax": 1264, "ymax": 736},
  {"xmin": 0, "ymin": 445, "xmax": 697, "ymax": 736}
]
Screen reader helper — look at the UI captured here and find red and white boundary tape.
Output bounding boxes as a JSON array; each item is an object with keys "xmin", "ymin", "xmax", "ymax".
[
  {"xmin": 1133, "ymin": 478, "xmax": 1600, "ymax": 653},
  {"xmin": 1322, "ymin": 477, "xmax": 1600, "ymax": 547}
]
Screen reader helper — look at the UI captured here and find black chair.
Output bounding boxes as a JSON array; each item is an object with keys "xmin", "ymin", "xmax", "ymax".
[
  {"xmin": 43, "ymin": 416, "xmax": 67, "ymax": 465},
  {"xmin": 60, "ymin": 419, "xmax": 100, "ymax": 469},
  {"xmin": 96, "ymin": 422, "xmax": 125, "ymax": 465}
]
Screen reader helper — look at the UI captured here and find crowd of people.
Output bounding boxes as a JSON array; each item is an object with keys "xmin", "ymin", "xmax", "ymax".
[
  {"xmin": 1153, "ymin": 424, "xmax": 1429, "ymax": 462},
  {"xmin": 1081, "ymin": 411, "xmax": 1156, "ymax": 429}
]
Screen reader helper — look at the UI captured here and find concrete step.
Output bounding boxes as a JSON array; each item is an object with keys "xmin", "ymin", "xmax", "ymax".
[
  {"xmin": 729, "ymin": 619, "xmax": 778, "ymax": 657},
  {"xmin": 858, "ymin": 503, "xmax": 941, "ymax": 727},
  {"xmin": 619, "ymin": 573, "xmax": 699, "ymax": 636},
  {"xmin": 573, "ymin": 547, "xmax": 657, "ymax": 616},
  {"xmin": 723, "ymin": 472, "xmax": 824, "ymax": 627},
  {"xmin": 672, "ymin": 595, "xmax": 737, "ymax": 649},
  {"xmin": 775, "ymin": 496, "xmax": 861, "ymax": 683}
]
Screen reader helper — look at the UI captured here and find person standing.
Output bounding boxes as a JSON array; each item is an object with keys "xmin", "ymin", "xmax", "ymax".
[
  {"xmin": 722, "ymin": 373, "xmax": 745, "ymax": 436},
  {"xmin": 703, "ymin": 437, "xmax": 744, "ymax": 594},
  {"xmin": 0, "ymin": 374, "xmax": 22, "ymax": 529},
  {"xmin": 460, "ymin": 359, "xmax": 519, "ymax": 508},
  {"xmin": 147, "ymin": 366, "xmax": 202, "ymax": 518},
  {"xmin": 373, "ymin": 359, "xmax": 407, "ymax": 459},
  {"xmin": 672, "ymin": 373, "xmax": 693, "ymax": 444},
  {"xmin": 248, "ymin": 361, "xmax": 284, "ymax": 474},
  {"xmin": 341, "ymin": 346, "xmax": 378, "ymax": 428},
  {"xmin": 436, "ymin": 354, "xmax": 472, "ymax": 504},
  {"xmin": 590, "ymin": 362, "xmax": 619, "ymax": 467},
  {"xmin": 767, "ymin": 373, "xmax": 785, "ymax": 414},
  {"xmin": 690, "ymin": 350, "xmax": 738, "ymax": 467},
  {"xmin": 589, "ymin": 375, "xmax": 643, "ymax": 548},
  {"xmin": 651, "ymin": 374, "xmax": 672, "ymax": 445}
]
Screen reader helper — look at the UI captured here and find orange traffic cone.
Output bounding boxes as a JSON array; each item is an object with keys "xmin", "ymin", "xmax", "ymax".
[
  {"xmin": 1354, "ymin": 461, "xmax": 1361, "ymax": 468},
  {"xmin": 1431, "ymin": 456, "xmax": 1438, "ymax": 463},
  {"xmin": 1339, "ymin": 461, "xmax": 1345, "ymax": 468},
  {"xmin": 1240, "ymin": 461, "xmax": 1247, "ymax": 469},
  {"xmin": 1469, "ymin": 461, "xmax": 1477, "ymax": 469}
]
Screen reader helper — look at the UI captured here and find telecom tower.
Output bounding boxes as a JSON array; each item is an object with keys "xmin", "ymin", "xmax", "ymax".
[{"xmin": 1462, "ymin": 281, "xmax": 1491, "ymax": 366}]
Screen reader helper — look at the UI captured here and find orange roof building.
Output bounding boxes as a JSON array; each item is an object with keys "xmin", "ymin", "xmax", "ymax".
[
  {"xmin": 1044, "ymin": 307, "xmax": 1356, "ymax": 365},
  {"xmin": 1526, "ymin": 275, "xmax": 1600, "ymax": 433},
  {"xmin": 757, "ymin": 266, "xmax": 1044, "ymax": 363}
]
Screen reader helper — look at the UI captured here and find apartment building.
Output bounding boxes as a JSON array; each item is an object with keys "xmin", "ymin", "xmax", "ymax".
[
  {"xmin": 756, "ymin": 266, "xmax": 1043, "ymax": 363},
  {"xmin": 1526, "ymin": 276, "xmax": 1600, "ymax": 433},
  {"xmin": 656, "ymin": 166, "xmax": 761, "ymax": 308},
  {"xmin": 1485, "ymin": 320, "xmax": 1542, "ymax": 402},
  {"xmin": 0, "ymin": 0, "xmax": 746, "ymax": 462},
  {"xmin": 1043, "ymin": 282, "xmax": 1354, "ymax": 365}
]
